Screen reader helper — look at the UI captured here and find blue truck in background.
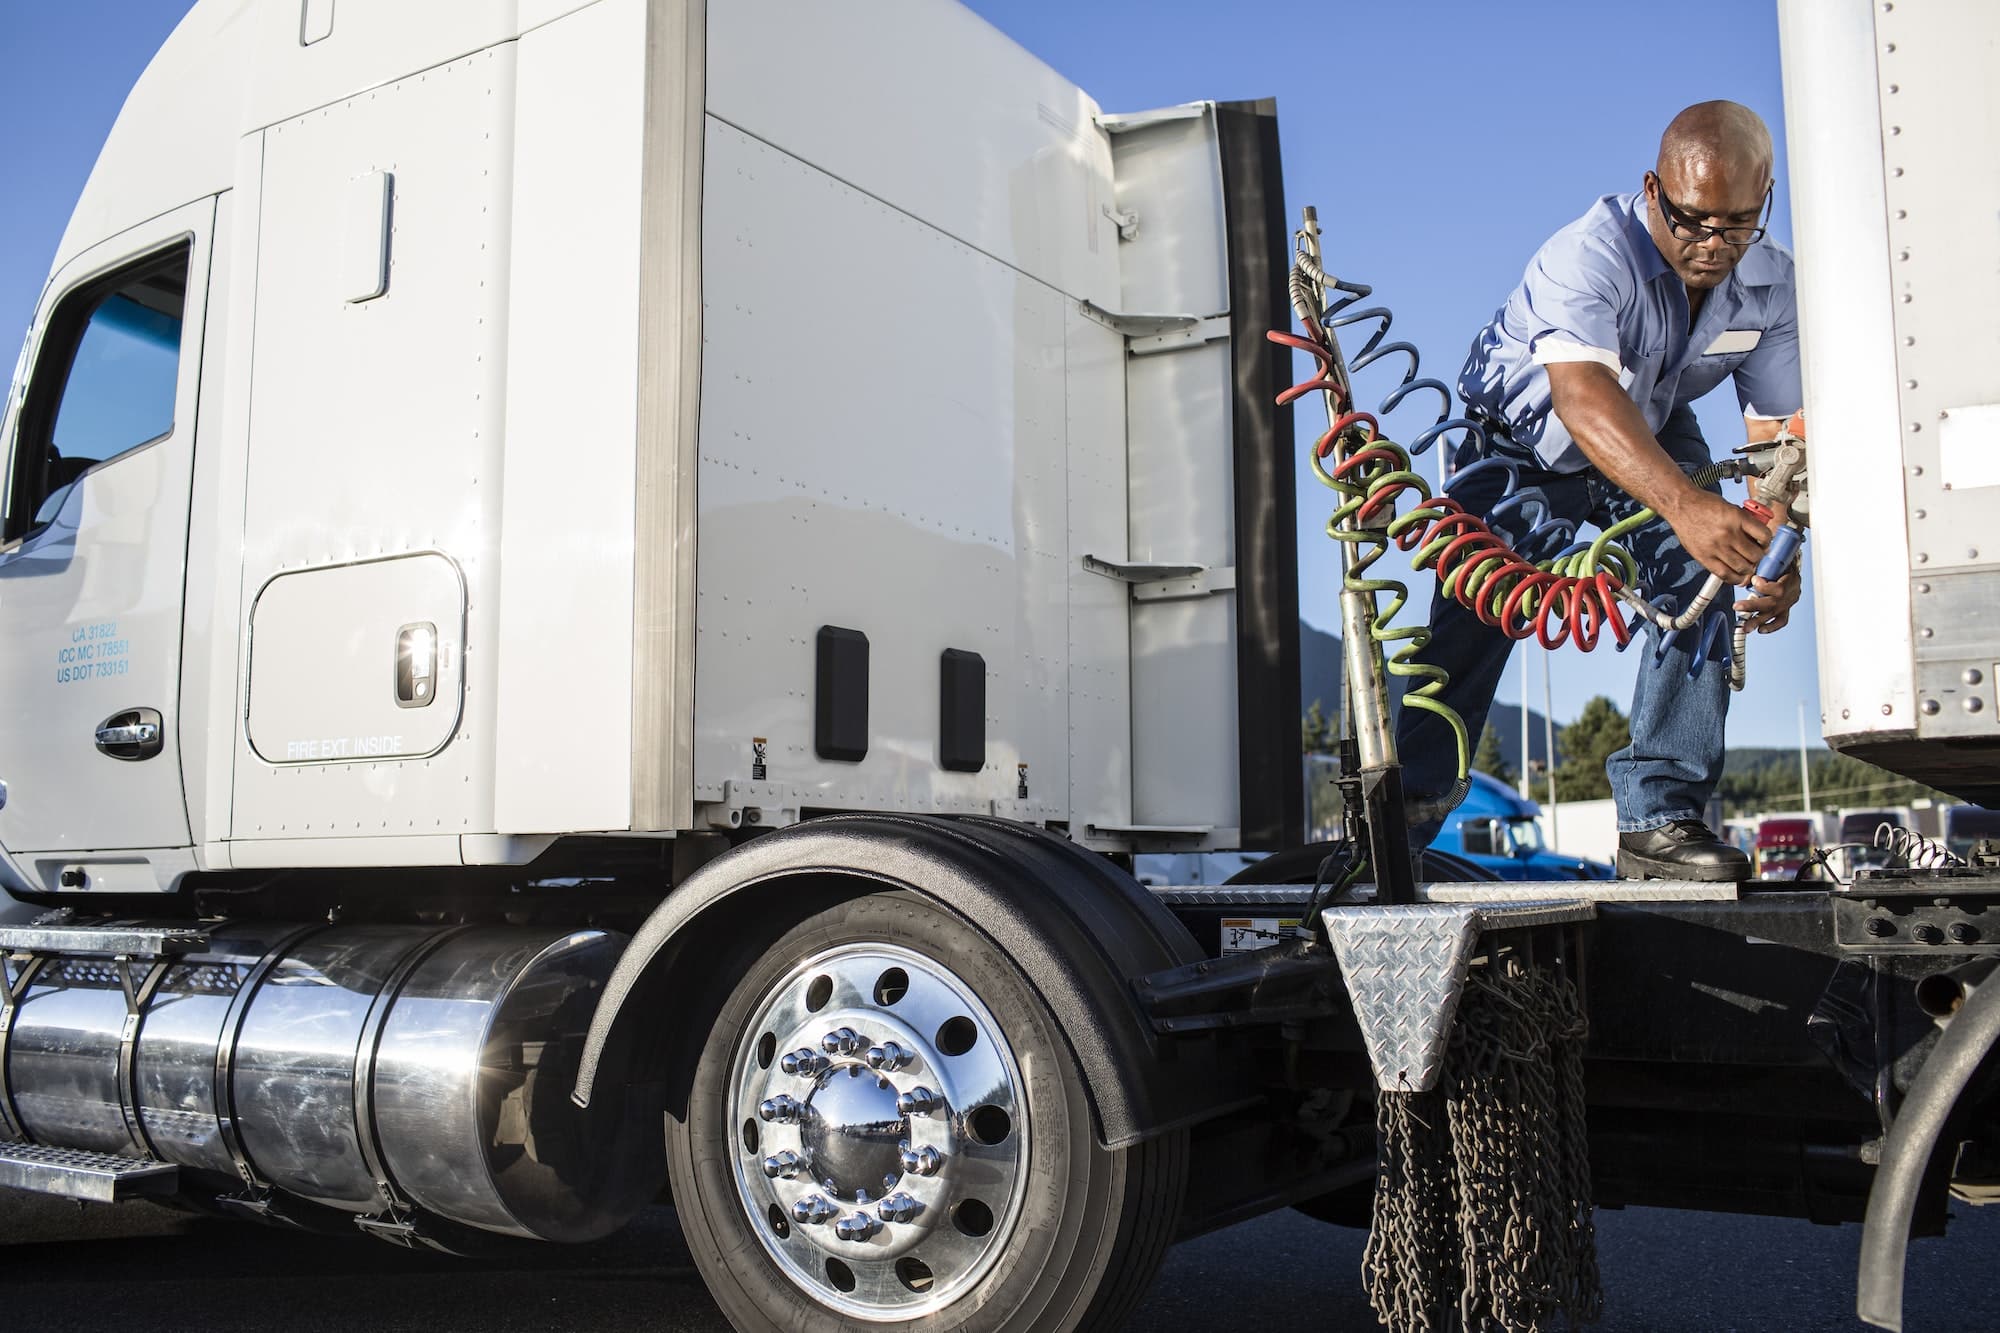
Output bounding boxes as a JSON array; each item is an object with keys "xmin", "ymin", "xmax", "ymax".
[
  {"xmin": 1135, "ymin": 771, "xmax": 1614, "ymax": 885},
  {"xmin": 1433, "ymin": 772, "xmax": 1615, "ymax": 881}
]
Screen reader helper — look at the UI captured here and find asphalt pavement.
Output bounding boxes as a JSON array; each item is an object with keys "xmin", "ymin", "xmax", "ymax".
[{"xmin": 1, "ymin": 1193, "xmax": 1995, "ymax": 1331}]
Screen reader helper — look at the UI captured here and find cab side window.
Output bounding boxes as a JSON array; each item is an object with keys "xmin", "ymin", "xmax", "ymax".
[{"xmin": 3, "ymin": 244, "xmax": 189, "ymax": 542}]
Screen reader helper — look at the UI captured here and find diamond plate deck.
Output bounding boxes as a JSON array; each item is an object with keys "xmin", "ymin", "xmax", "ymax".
[{"xmin": 1322, "ymin": 901, "xmax": 1595, "ymax": 1092}]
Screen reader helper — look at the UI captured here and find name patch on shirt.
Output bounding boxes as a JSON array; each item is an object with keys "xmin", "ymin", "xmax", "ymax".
[{"xmin": 1703, "ymin": 329, "xmax": 1762, "ymax": 356}]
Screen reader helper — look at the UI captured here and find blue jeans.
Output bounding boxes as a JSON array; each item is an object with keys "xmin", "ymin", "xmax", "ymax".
[{"xmin": 1395, "ymin": 404, "xmax": 1730, "ymax": 844}]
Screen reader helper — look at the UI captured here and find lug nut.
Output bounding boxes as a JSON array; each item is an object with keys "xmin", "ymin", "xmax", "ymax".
[
  {"xmin": 821, "ymin": 1027, "xmax": 866, "ymax": 1056},
  {"xmin": 791, "ymin": 1194, "xmax": 836, "ymax": 1225},
  {"xmin": 896, "ymin": 1086, "xmax": 942, "ymax": 1116},
  {"xmin": 762, "ymin": 1151, "xmax": 803, "ymax": 1180},
  {"xmin": 877, "ymin": 1192, "xmax": 923, "ymax": 1224},
  {"xmin": 1949, "ymin": 922, "xmax": 1980, "ymax": 945},
  {"xmin": 781, "ymin": 1048, "xmax": 830, "ymax": 1077},
  {"xmin": 1914, "ymin": 922, "xmax": 1946, "ymax": 946},
  {"xmin": 899, "ymin": 1143, "xmax": 945, "ymax": 1176},
  {"xmin": 759, "ymin": 1095, "xmax": 803, "ymax": 1124},
  {"xmin": 865, "ymin": 1041, "xmax": 914, "ymax": 1072},
  {"xmin": 834, "ymin": 1213, "xmax": 879, "ymax": 1242},
  {"xmin": 1865, "ymin": 916, "xmax": 1896, "ymax": 938}
]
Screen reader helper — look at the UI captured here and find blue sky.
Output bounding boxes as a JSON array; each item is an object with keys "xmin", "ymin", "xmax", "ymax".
[{"xmin": 0, "ymin": 0, "xmax": 1821, "ymax": 749}]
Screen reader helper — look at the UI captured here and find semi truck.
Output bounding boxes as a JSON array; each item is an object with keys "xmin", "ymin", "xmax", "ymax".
[
  {"xmin": 1433, "ymin": 772, "xmax": 1615, "ymax": 881},
  {"xmin": 0, "ymin": 2, "xmax": 1996, "ymax": 1331}
]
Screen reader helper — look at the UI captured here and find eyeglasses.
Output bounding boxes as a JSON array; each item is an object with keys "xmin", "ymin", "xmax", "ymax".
[{"xmin": 1649, "ymin": 173, "xmax": 1772, "ymax": 246}]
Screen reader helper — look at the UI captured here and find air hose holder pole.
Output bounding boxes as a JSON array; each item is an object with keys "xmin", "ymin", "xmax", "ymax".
[
  {"xmin": 1299, "ymin": 210, "xmax": 1396, "ymax": 773},
  {"xmin": 1293, "ymin": 207, "xmax": 1416, "ymax": 905}
]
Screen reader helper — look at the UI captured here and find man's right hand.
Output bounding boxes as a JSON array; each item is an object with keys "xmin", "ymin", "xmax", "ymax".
[
  {"xmin": 1544, "ymin": 362, "xmax": 1772, "ymax": 583},
  {"xmin": 1665, "ymin": 488, "xmax": 1770, "ymax": 585}
]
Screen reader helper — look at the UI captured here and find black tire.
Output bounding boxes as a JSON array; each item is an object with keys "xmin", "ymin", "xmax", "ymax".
[{"xmin": 667, "ymin": 890, "xmax": 1187, "ymax": 1332}]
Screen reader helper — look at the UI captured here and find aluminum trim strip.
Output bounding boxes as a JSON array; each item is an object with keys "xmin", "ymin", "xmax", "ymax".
[
  {"xmin": 1419, "ymin": 881, "xmax": 1740, "ymax": 903},
  {"xmin": 1149, "ymin": 880, "xmax": 1737, "ymax": 905}
]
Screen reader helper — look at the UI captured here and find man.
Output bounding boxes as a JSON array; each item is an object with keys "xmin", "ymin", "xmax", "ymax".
[{"xmin": 1397, "ymin": 101, "xmax": 1803, "ymax": 881}]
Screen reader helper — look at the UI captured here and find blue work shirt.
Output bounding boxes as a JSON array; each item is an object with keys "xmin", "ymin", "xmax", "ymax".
[{"xmin": 1458, "ymin": 192, "xmax": 1801, "ymax": 474}]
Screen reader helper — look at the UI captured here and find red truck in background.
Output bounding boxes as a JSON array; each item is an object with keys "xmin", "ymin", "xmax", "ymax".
[{"xmin": 1754, "ymin": 818, "xmax": 1817, "ymax": 880}]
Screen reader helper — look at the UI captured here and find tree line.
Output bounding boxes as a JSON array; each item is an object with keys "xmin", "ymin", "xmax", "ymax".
[{"xmin": 1306, "ymin": 694, "xmax": 1951, "ymax": 815}]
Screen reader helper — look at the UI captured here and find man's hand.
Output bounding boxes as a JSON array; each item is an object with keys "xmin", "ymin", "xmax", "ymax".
[
  {"xmin": 1663, "ymin": 488, "xmax": 1771, "ymax": 585},
  {"xmin": 1738, "ymin": 568, "xmax": 1801, "ymax": 633}
]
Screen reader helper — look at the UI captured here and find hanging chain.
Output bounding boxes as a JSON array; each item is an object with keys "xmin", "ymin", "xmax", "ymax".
[{"xmin": 1364, "ymin": 947, "xmax": 1603, "ymax": 1331}]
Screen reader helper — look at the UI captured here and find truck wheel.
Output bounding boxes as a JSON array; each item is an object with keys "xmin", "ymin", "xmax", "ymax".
[{"xmin": 667, "ymin": 890, "xmax": 1185, "ymax": 1332}]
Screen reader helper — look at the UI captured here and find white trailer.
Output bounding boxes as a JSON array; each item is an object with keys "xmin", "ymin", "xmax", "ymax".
[{"xmin": 3, "ymin": 1, "xmax": 2000, "ymax": 1330}]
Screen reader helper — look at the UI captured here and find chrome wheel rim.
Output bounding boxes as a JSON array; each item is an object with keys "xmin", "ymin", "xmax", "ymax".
[{"xmin": 727, "ymin": 941, "xmax": 1029, "ymax": 1321}]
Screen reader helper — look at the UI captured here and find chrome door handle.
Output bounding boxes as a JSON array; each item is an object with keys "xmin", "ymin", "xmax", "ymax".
[{"xmin": 95, "ymin": 708, "xmax": 164, "ymax": 761}]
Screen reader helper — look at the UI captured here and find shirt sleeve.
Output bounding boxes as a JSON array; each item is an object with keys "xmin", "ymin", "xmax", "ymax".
[
  {"xmin": 1520, "ymin": 230, "xmax": 1631, "ymax": 375},
  {"xmin": 1734, "ymin": 296, "xmax": 1802, "ymax": 420}
]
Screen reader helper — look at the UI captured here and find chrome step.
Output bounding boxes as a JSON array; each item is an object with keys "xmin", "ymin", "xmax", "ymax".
[
  {"xmin": 0, "ymin": 922, "xmax": 208, "ymax": 958},
  {"xmin": 0, "ymin": 1142, "xmax": 178, "ymax": 1202}
]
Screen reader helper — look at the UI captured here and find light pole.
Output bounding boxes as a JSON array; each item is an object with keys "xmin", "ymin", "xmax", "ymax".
[
  {"xmin": 1518, "ymin": 653, "xmax": 1531, "ymax": 801},
  {"xmin": 1543, "ymin": 647, "xmax": 1560, "ymax": 848}
]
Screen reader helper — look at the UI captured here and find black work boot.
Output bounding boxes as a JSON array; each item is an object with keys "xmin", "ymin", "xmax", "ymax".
[{"xmin": 1616, "ymin": 819, "xmax": 1750, "ymax": 882}]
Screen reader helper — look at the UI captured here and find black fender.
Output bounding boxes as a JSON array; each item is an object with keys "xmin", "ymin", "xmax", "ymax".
[{"xmin": 571, "ymin": 814, "xmax": 1259, "ymax": 1150}]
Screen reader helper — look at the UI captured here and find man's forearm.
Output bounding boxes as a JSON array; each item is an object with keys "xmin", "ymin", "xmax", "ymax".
[
  {"xmin": 1545, "ymin": 361, "xmax": 1702, "ymax": 522},
  {"xmin": 1544, "ymin": 360, "xmax": 1772, "ymax": 583}
]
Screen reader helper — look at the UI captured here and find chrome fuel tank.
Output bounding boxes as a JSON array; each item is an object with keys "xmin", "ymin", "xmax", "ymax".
[{"xmin": 4, "ymin": 922, "xmax": 659, "ymax": 1242}]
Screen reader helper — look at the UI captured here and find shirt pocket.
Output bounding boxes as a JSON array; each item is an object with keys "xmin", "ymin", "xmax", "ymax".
[
  {"xmin": 1679, "ymin": 350, "xmax": 1750, "ymax": 401},
  {"xmin": 1621, "ymin": 337, "xmax": 1665, "ymax": 390}
]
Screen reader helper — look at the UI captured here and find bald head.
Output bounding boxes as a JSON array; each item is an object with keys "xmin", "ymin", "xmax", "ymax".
[
  {"xmin": 1644, "ymin": 101, "xmax": 1776, "ymax": 292},
  {"xmin": 1658, "ymin": 101, "xmax": 1773, "ymax": 179}
]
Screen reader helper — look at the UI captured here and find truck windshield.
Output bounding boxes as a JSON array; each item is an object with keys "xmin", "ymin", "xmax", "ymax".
[
  {"xmin": 1503, "ymin": 818, "xmax": 1545, "ymax": 855},
  {"xmin": 1839, "ymin": 811, "xmax": 1902, "ymax": 844},
  {"xmin": 1946, "ymin": 807, "xmax": 2000, "ymax": 859}
]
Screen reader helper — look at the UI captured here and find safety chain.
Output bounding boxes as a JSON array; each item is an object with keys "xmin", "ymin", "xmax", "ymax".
[{"xmin": 1363, "ymin": 950, "xmax": 1602, "ymax": 1331}]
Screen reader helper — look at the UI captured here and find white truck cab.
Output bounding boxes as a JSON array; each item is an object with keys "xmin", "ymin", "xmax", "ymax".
[{"xmin": 0, "ymin": 0, "xmax": 1302, "ymax": 899}]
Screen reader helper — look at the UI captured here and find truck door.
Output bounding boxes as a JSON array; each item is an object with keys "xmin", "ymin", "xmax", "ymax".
[{"xmin": 0, "ymin": 198, "xmax": 217, "ymax": 865}]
